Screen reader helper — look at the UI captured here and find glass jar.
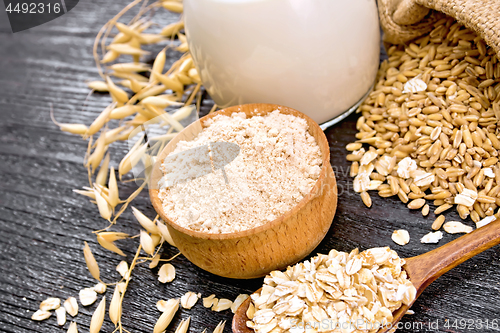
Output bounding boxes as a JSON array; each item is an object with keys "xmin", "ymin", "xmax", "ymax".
[{"xmin": 184, "ymin": 0, "xmax": 380, "ymax": 126}]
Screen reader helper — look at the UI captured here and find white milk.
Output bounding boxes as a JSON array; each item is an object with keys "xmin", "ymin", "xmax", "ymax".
[{"xmin": 184, "ymin": 0, "xmax": 380, "ymax": 124}]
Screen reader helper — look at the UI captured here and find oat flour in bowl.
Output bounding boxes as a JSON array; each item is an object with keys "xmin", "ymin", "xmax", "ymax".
[{"xmin": 158, "ymin": 111, "xmax": 323, "ymax": 233}]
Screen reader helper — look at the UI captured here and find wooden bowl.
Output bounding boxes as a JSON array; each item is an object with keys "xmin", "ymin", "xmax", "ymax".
[{"xmin": 149, "ymin": 103, "xmax": 337, "ymax": 279}]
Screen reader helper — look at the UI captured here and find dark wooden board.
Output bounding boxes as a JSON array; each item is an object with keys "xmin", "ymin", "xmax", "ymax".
[{"xmin": 0, "ymin": 1, "xmax": 499, "ymax": 332}]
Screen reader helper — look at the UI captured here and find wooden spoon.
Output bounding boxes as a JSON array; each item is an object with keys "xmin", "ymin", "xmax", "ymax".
[{"xmin": 232, "ymin": 218, "xmax": 500, "ymax": 333}]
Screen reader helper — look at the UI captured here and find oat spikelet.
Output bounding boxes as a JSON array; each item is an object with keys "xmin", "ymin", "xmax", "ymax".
[
  {"xmin": 116, "ymin": 260, "xmax": 129, "ymax": 278},
  {"xmin": 109, "ymin": 105, "xmax": 141, "ymax": 119},
  {"xmin": 97, "ymin": 234, "xmax": 126, "ymax": 256},
  {"xmin": 160, "ymin": 21, "xmax": 184, "ymax": 37},
  {"xmin": 175, "ymin": 317, "xmax": 191, "ymax": 333},
  {"xmin": 157, "ymin": 220, "xmax": 176, "ymax": 247},
  {"xmin": 89, "ymin": 297, "xmax": 106, "ymax": 333},
  {"xmin": 66, "ymin": 321, "xmax": 79, "ymax": 333},
  {"xmin": 98, "ymin": 231, "xmax": 129, "ymax": 242},
  {"xmin": 87, "ymin": 81, "xmax": 109, "ymax": 92},
  {"xmin": 109, "ymin": 285, "xmax": 122, "ymax": 325},
  {"xmin": 87, "ymin": 103, "xmax": 114, "ymax": 136},
  {"xmin": 67, "ymin": 321, "xmax": 78, "ymax": 333},
  {"xmin": 73, "ymin": 188, "xmax": 96, "ymax": 200},
  {"xmin": 141, "ymin": 96, "xmax": 183, "ymax": 108},
  {"xmin": 149, "ymin": 253, "xmax": 161, "ymax": 269},
  {"xmin": 106, "ymin": 76, "xmax": 129, "ymax": 104},
  {"xmin": 95, "ymin": 153, "xmax": 110, "ymax": 186},
  {"xmin": 140, "ymin": 230, "xmax": 155, "ymax": 255},
  {"xmin": 150, "ymin": 48, "xmax": 166, "ymax": 83},
  {"xmin": 50, "ymin": 104, "xmax": 88, "ymax": 135},
  {"xmin": 101, "ymin": 50, "xmax": 119, "ymax": 63},
  {"xmin": 118, "ymin": 134, "xmax": 144, "ymax": 179},
  {"xmin": 213, "ymin": 320, "xmax": 226, "ymax": 333},
  {"xmin": 108, "ymin": 166, "xmax": 120, "ymax": 207},
  {"xmin": 106, "ymin": 44, "xmax": 150, "ymax": 56},
  {"xmin": 83, "ymin": 241, "xmax": 100, "ymax": 281},
  {"xmin": 87, "ymin": 130, "xmax": 107, "ymax": 173},
  {"xmin": 132, "ymin": 207, "xmax": 159, "ymax": 234},
  {"xmin": 109, "ymin": 62, "xmax": 150, "ymax": 73},
  {"xmin": 153, "ymin": 298, "xmax": 179, "ymax": 333},
  {"xmin": 153, "ymin": 72, "xmax": 184, "ymax": 93},
  {"xmin": 162, "ymin": 1, "xmax": 183, "ymax": 13},
  {"xmin": 94, "ymin": 186, "xmax": 112, "ymax": 221}
]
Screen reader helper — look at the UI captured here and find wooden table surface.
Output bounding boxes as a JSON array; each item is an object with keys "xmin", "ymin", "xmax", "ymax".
[{"xmin": 0, "ymin": 1, "xmax": 499, "ymax": 332}]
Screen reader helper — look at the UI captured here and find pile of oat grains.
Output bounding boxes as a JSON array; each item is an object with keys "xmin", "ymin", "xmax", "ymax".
[{"xmin": 347, "ymin": 17, "xmax": 500, "ymax": 243}]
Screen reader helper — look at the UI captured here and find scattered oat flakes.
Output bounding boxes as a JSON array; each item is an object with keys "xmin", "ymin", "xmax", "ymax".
[
  {"xmin": 93, "ymin": 282, "xmax": 107, "ymax": 294},
  {"xmin": 477, "ymin": 215, "xmax": 496, "ymax": 228},
  {"xmin": 360, "ymin": 150, "xmax": 377, "ymax": 166},
  {"xmin": 212, "ymin": 298, "xmax": 232, "ymax": 312},
  {"xmin": 79, "ymin": 288, "xmax": 98, "ymax": 306},
  {"xmin": 203, "ymin": 294, "xmax": 216, "ymax": 308},
  {"xmin": 413, "ymin": 172, "xmax": 434, "ymax": 187},
  {"xmin": 157, "ymin": 299, "xmax": 173, "ymax": 312},
  {"xmin": 180, "ymin": 291, "xmax": 199, "ymax": 309},
  {"xmin": 454, "ymin": 188, "xmax": 478, "ymax": 207},
  {"xmin": 140, "ymin": 230, "xmax": 155, "ymax": 255},
  {"xmin": 397, "ymin": 157, "xmax": 417, "ymax": 179},
  {"xmin": 31, "ymin": 309, "xmax": 51, "ymax": 321},
  {"xmin": 64, "ymin": 297, "xmax": 78, "ymax": 317},
  {"xmin": 392, "ymin": 229, "xmax": 410, "ymax": 245},
  {"xmin": 40, "ymin": 297, "xmax": 60, "ymax": 311},
  {"xmin": 420, "ymin": 231, "xmax": 443, "ymax": 244},
  {"xmin": 231, "ymin": 294, "xmax": 249, "ymax": 313},
  {"xmin": 246, "ymin": 302, "xmax": 256, "ymax": 320},
  {"xmin": 158, "ymin": 263, "xmax": 175, "ymax": 283},
  {"xmin": 443, "ymin": 221, "xmax": 474, "ymax": 234},
  {"xmin": 55, "ymin": 306, "xmax": 66, "ymax": 326},
  {"xmin": 403, "ymin": 75, "xmax": 427, "ymax": 93}
]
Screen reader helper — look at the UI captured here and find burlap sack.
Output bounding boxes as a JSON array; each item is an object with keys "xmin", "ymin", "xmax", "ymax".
[{"xmin": 378, "ymin": 0, "xmax": 500, "ymax": 56}]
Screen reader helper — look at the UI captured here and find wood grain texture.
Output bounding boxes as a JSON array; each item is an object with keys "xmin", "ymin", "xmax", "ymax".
[
  {"xmin": 0, "ymin": 1, "xmax": 499, "ymax": 333},
  {"xmin": 149, "ymin": 104, "xmax": 338, "ymax": 279},
  {"xmin": 379, "ymin": 218, "xmax": 500, "ymax": 333}
]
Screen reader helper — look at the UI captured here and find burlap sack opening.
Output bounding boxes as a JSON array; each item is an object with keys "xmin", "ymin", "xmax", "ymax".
[{"xmin": 378, "ymin": 0, "xmax": 500, "ymax": 57}]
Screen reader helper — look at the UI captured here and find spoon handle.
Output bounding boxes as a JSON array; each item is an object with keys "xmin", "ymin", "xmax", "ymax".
[{"xmin": 404, "ymin": 218, "xmax": 500, "ymax": 294}]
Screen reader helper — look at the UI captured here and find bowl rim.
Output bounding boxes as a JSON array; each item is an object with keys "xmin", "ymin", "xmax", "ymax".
[{"xmin": 149, "ymin": 103, "xmax": 333, "ymax": 241}]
